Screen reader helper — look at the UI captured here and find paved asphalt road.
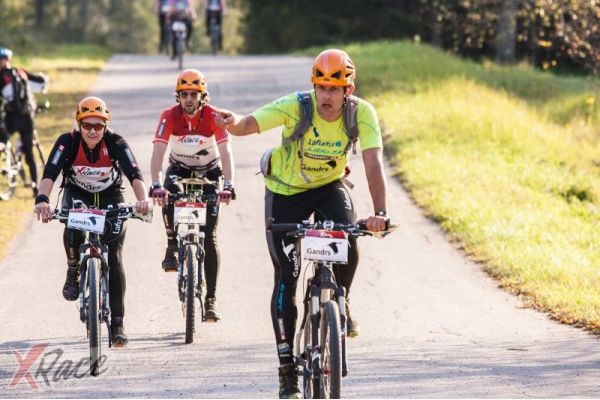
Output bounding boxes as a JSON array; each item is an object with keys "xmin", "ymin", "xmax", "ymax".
[{"xmin": 1, "ymin": 54, "xmax": 599, "ymax": 398}]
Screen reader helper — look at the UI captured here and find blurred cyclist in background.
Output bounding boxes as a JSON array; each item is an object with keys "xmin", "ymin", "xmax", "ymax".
[
  {"xmin": 203, "ymin": 0, "xmax": 227, "ymax": 50},
  {"xmin": 0, "ymin": 47, "xmax": 49, "ymax": 196},
  {"xmin": 157, "ymin": 0, "xmax": 172, "ymax": 53},
  {"xmin": 169, "ymin": 0, "xmax": 197, "ymax": 53}
]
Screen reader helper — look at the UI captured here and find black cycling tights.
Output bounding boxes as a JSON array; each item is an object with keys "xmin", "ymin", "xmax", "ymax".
[
  {"xmin": 162, "ymin": 166, "xmax": 221, "ymax": 300},
  {"xmin": 61, "ymin": 188, "xmax": 127, "ymax": 318},
  {"xmin": 265, "ymin": 180, "xmax": 359, "ymax": 366},
  {"xmin": 6, "ymin": 112, "xmax": 37, "ymax": 184}
]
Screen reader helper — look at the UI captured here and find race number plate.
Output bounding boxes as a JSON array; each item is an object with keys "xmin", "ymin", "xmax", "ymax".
[
  {"xmin": 301, "ymin": 229, "xmax": 349, "ymax": 263},
  {"xmin": 174, "ymin": 201, "xmax": 207, "ymax": 225},
  {"xmin": 67, "ymin": 209, "xmax": 106, "ymax": 234}
]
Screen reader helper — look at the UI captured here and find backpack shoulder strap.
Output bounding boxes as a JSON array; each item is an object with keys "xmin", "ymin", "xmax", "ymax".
[
  {"xmin": 60, "ymin": 130, "xmax": 81, "ymax": 187},
  {"xmin": 282, "ymin": 91, "xmax": 313, "ymax": 147},
  {"xmin": 342, "ymin": 95, "xmax": 360, "ymax": 154}
]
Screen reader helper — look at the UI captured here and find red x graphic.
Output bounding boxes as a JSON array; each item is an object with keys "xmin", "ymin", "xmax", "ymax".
[{"xmin": 10, "ymin": 343, "xmax": 48, "ymax": 389}]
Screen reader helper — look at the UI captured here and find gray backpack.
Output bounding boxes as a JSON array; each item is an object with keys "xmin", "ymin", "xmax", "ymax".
[{"xmin": 260, "ymin": 91, "xmax": 359, "ymax": 189}]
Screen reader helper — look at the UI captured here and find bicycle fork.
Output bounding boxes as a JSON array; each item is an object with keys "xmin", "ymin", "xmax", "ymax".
[{"xmin": 336, "ymin": 286, "xmax": 348, "ymax": 377}]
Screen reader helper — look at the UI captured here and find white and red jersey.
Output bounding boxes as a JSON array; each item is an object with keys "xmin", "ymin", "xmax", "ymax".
[
  {"xmin": 69, "ymin": 139, "xmax": 119, "ymax": 193},
  {"xmin": 153, "ymin": 103, "xmax": 229, "ymax": 174}
]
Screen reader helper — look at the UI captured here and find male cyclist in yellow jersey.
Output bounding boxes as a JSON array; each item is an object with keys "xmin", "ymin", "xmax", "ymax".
[{"xmin": 215, "ymin": 49, "xmax": 388, "ymax": 399}]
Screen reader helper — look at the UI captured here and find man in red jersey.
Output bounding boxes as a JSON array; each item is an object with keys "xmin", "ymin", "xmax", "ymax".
[{"xmin": 150, "ymin": 68, "xmax": 234, "ymax": 322}]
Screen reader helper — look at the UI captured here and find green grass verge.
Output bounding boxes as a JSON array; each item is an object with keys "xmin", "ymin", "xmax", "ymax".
[
  {"xmin": 338, "ymin": 40, "xmax": 599, "ymax": 332},
  {"xmin": 0, "ymin": 44, "xmax": 110, "ymax": 260}
]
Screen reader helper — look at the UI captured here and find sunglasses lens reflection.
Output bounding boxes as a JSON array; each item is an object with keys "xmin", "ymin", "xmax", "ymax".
[{"xmin": 81, "ymin": 122, "xmax": 105, "ymax": 131}]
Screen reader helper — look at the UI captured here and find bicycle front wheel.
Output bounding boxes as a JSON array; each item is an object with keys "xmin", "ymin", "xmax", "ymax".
[
  {"xmin": 320, "ymin": 301, "xmax": 342, "ymax": 398},
  {"xmin": 183, "ymin": 244, "xmax": 197, "ymax": 344},
  {"xmin": 88, "ymin": 258, "xmax": 102, "ymax": 376}
]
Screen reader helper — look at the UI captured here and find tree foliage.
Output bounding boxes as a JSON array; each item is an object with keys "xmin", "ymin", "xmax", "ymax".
[
  {"xmin": 242, "ymin": 0, "xmax": 600, "ymax": 74},
  {"xmin": 0, "ymin": 0, "xmax": 156, "ymax": 54}
]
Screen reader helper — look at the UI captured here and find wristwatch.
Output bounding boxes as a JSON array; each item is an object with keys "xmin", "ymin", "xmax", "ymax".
[{"xmin": 375, "ymin": 210, "xmax": 387, "ymax": 217}]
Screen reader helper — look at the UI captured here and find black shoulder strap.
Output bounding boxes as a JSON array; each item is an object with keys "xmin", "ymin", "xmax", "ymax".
[
  {"xmin": 60, "ymin": 130, "xmax": 81, "ymax": 187},
  {"xmin": 283, "ymin": 91, "xmax": 312, "ymax": 147},
  {"xmin": 343, "ymin": 95, "xmax": 359, "ymax": 140},
  {"xmin": 342, "ymin": 95, "xmax": 359, "ymax": 154}
]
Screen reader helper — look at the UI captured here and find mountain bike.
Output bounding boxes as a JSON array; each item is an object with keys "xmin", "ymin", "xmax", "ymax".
[
  {"xmin": 169, "ymin": 176, "xmax": 220, "ymax": 344},
  {"xmin": 208, "ymin": 14, "xmax": 222, "ymax": 55},
  {"xmin": 268, "ymin": 219, "xmax": 395, "ymax": 399},
  {"xmin": 49, "ymin": 203, "xmax": 152, "ymax": 376}
]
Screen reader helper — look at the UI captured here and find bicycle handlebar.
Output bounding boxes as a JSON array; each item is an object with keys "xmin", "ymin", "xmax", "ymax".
[
  {"xmin": 267, "ymin": 220, "xmax": 369, "ymax": 237},
  {"xmin": 167, "ymin": 192, "xmax": 218, "ymax": 204},
  {"xmin": 266, "ymin": 219, "xmax": 396, "ymax": 239},
  {"xmin": 50, "ymin": 204, "xmax": 152, "ymax": 223}
]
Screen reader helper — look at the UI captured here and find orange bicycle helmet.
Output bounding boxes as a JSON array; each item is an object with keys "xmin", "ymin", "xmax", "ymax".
[
  {"xmin": 176, "ymin": 69, "xmax": 207, "ymax": 92},
  {"xmin": 311, "ymin": 49, "xmax": 356, "ymax": 87},
  {"xmin": 75, "ymin": 96, "xmax": 111, "ymax": 122}
]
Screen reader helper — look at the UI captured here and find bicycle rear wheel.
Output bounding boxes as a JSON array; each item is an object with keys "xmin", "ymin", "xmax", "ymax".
[
  {"xmin": 320, "ymin": 301, "xmax": 342, "ymax": 398},
  {"xmin": 88, "ymin": 258, "xmax": 102, "ymax": 376},
  {"xmin": 0, "ymin": 146, "xmax": 17, "ymax": 200},
  {"xmin": 183, "ymin": 244, "xmax": 197, "ymax": 344}
]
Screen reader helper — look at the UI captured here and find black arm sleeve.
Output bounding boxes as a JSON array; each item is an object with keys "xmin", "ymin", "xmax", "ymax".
[
  {"xmin": 42, "ymin": 133, "xmax": 73, "ymax": 181},
  {"xmin": 0, "ymin": 83, "xmax": 6, "ymax": 134},
  {"xmin": 106, "ymin": 131, "xmax": 144, "ymax": 183},
  {"xmin": 25, "ymin": 70, "xmax": 47, "ymax": 84}
]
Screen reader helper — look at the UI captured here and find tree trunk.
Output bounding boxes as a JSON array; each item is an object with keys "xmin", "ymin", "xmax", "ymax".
[
  {"xmin": 65, "ymin": 0, "xmax": 72, "ymax": 35},
  {"xmin": 81, "ymin": 0, "xmax": 89, "ymax": 41},
  {"xmin": 35, "ymin": 0, "xmax": 46, "ymax": 28},
  {"xmin": 496, "ymin": 0, "xmax": 517, "ymax": 63}
]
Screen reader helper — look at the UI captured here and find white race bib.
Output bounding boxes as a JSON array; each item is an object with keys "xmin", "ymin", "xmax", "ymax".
[
  {"xmin": 171, "ymin": 21, "xmax": 187, "ymax": 32},
  {"xmin": 301, "ymin": 229, "xmax": 349, "ymax": 263},
  {"xmin": 174, "ymin": 201, "xmax": 207, "ymax": 225},
  {"xmin": 67, "ymin": 209, "xmax": 106, "ymax": 234}
]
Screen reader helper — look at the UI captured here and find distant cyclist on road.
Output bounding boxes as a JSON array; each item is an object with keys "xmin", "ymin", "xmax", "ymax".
[
  {"xmin": 203, "ymin": 0, "xmax": 227, "ymax": 50},
  {"xmin": 168, "ymin": 0, "xmax": 197, "ymax": 56},
  {"xmin": 150, "ymin": 68, "xmax": 235, "ymax": 322},
  {"xmin": 156, "ymin": 0, "xmax": 172, "ymax": 52},
  {"xmin": 214, "ymin": 49, "xmax": 389, "ymax": 398},
  {"xmin": 33, "ymin": 96, "xmax": 150, "ymax": 347},
  {"xmin": 0, "ymin": 47, "xmax": 49, "ymax": 196}
]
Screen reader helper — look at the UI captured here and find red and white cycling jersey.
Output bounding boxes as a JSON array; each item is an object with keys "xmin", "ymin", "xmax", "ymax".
[
  {"xmin": 70, "ymin": 140, "xmax": 118, "ymax": 193},
  {"xmin": 153, "ymin": 103, "xmax": 228, "ymax": 173}
]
